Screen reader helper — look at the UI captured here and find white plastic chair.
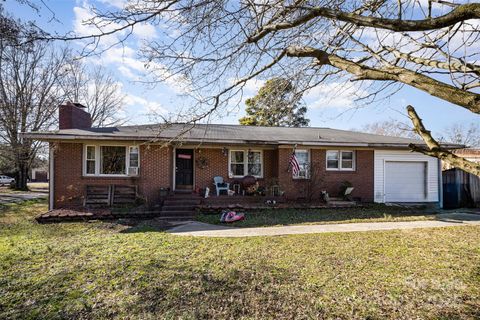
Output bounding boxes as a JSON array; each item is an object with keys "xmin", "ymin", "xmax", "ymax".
[{"xmin": 213, "ymin": 176, "xmax": 230, "ymax": 196}]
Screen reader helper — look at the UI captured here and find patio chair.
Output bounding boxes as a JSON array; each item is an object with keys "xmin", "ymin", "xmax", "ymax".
[{"xmin": 213, "ymin": 176, "xmax": 230, "ymax": 196}]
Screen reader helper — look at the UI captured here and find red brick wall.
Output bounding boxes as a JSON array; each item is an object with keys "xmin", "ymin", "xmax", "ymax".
[
  {"xmin": 137, "ymin": 144, "xmax": 172, "ymax": 203},
  {"xmin": 194, "ymin": 148, "xmax": 228, "ymax": 191},
  {"xmin": 193, "ymin": 148, "xmax": 277, "ymax": 191},
  {"xmin": 52, "ymin": 142, "xmax": 172, "ymax": 208},
  {"xmin": 277, "ymin": 148, "xmax": 374, "ymax": 202},
  {"xmin": 52, "ymin": 143, "xmax": 373, "ymax": 207},
  {"xmin": 263, "ymin": 149, "xmax": 278, "ymax": 183},
  {"xmin": 59, "ymin": 103, "xmax": 92, "ymax": 130}
]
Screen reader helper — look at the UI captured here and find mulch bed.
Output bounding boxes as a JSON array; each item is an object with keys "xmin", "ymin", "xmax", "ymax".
[
  {"xmin": 36, "ymin": 207, "xmax": 161, "ymax": 223},
  {"xmin": 196, "ymin": 200, "xmax": 359, "ymax": 214}
]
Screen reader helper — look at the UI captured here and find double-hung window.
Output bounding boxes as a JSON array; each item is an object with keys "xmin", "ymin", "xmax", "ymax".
[
  {"xmin": 247, "ymin": 151, "xmax": 262, "ymax": 176},
  {"xmin": 84, "ymin": 145, "xmax": 140, "ymax": 176},
  {"xmin": 230, "ymin": 151, "xmax": 245, "ymax": 176},
  {"xmin": 326, "ymin": 150, "xmax": 355, "ymax": 171},
  {"xmin": 85, "ymin": 146, "xmax": 96, "ymax": 174},
  {"xmin": 128, "ymin": 146, "xmax": 139, "ymax": 175},
  {"xmin": 293, "ymin": 149, "xmax": 310, "ymax": 179},
  {"xmin": 229, "ymin": 150, "xmax": 263, "ymax": 178}
]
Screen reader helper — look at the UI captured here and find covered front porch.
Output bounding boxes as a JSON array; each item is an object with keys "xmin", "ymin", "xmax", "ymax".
[{"xmin": 171, "ymin": 145, "xmax": 372, "ymax": 203}]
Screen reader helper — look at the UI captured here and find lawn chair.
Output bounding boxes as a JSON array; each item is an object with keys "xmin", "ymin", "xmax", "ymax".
[
  {"xmin": 344, "ymin": 187, "xmax": 354, "ymax": 201},
  {"xmin": 213, "ymin": 176, "xmax": 230, "ymax": 196}
]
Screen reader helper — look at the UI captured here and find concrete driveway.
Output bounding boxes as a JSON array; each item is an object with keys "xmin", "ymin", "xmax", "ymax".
[
  {"xmin": 167, "ymin": 212, "xmax": 480, "ymax": 238},
  {"xmin": 0, "ymin": 192, "xmax": 47, "ymax": 204}
]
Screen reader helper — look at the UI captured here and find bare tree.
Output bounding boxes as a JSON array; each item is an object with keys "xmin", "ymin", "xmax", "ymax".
[
  {"xmin": 32, "ymin": 1, "xmax": 480, "ymax": 175},
  {"xmin": 63, "ymin": 61, "xmax": 126, "ymax": 127},
  {"xmin": 0, "ymin": 12, "xmax": 70, "ymax": 189},
  {"xmin": 440, "ymin": 122, "xmax": 480, "ymax": 148},
  {"xmin": 360, "ymin": 120, "xmax": 417, "ymax": 139}
]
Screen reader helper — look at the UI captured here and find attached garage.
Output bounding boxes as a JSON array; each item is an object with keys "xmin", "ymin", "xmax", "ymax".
[
  {"xmin": 384, "ymin": 161, "xmax": 427, "ymax": 202},
  {"xmin": 374, "ymin": 150, "xmax": 441, "ymax": 204}
]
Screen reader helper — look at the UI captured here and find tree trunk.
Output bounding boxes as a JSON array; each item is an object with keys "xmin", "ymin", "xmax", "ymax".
[{"xmin": 14, "ymin": 151, "xmax": 30, "ymax": 191}]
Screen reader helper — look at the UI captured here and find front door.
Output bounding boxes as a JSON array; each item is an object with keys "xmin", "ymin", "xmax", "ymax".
[{"xmin": 175, "ymin": 149, "xmax": 194, "ymax": 189}]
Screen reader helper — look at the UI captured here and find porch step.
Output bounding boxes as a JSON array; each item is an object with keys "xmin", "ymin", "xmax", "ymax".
[
  {"xmin": 157, "ymin": 210, "xmax": 196, "ymax": 221},
  {"xmin": 163, "ymin": 199, "xmax": 201, "ymax": 206},
  {"xmin": 160, "ymin": 210, "xmax": 196, "ymax": 216},
  {"xmin": 162, "ymin": 205, "xmax": 197, "ymax": 211},
  {"xmin": 174, "ymin": 189, "xmax": 195, "ymax": 194}
]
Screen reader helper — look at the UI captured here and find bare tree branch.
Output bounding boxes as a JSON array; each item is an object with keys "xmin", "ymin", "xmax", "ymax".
[
  {"xmin": 248, "ymin": 3, "xmax": 480, "ymax": 42},
  {"xmin": 286, "ymin": 46, "xmax": 480, "ymax": 114},
  {"xmin": 407, "ymin": 105, "xmax": 480, "ymax": 176},
  {"xmin": 384, "ymin": 46, "xmax": 480, "ymax": 77}
]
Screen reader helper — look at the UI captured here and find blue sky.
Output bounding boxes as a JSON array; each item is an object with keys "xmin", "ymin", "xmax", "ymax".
[{"xmin": 6, "ymin": 0, "xmax": 479, "ymax": 136}]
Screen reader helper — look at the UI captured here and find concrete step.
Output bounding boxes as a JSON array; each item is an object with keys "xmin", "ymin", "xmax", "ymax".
[
  {"xmin": 160, "ymin": 210, "xmax": 196, "ymax": 216},
  {"xmin": 157, "ymin": 216, "xmax": 194, "ymax": 221}
]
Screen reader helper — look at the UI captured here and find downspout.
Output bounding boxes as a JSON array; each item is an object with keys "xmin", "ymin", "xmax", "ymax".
[
  {"xmin": 49, "ymin": 144, "xmax": 55, "ymax": 210},
  {"xmin": 438, "ymin": 158, "xmax": 443, "ymax": 209}
]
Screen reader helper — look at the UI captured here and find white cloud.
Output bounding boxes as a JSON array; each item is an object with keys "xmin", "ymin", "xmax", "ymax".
[
  {"xmin": 73, "ymin": 1, "xmax": 127, "ymax": 47},
  {"xmin": 103, "ymin": 46, "xmax": 145, "ymax": 72},
  {"xmin": 97, "ymin": 0, "xmax": 126, "ymax": 9},
  {"xmin": 117, "ymin": 65, "xmax": 137, "ymax": 79},
  {"xmin": 124, "ymin": 94, "xmax": 168, "ymax": 115},
  {"xmin": 132, "ymin": 23, "xmax": 158, "ymax": 39},
  {"xmin": 305, "ymin": 82, "xmax": 369, "ymax": 109},
  {"xmin": 243, "ymin": 78, "xmax": 265, "ymax": 94},
  {"xmin": 228, "ymin": 77, "xmax": 265, "ymax": 94}
]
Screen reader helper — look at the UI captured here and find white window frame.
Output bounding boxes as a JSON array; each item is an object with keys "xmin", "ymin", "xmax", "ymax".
[
  {"xmin": 128, "ymin": 146, "xmax": 139, "ymax": 176},
  {"xmin": 228, "ymin": 149, "xmax": 264, "ymax": 178},
  {"xmin": 85, "ymin": 145, "xmax": 96, "ymax": 175},
  {"xmin": 293, "ymin": 149, "xmax": 310, "ymax": 179},
  {"xmin": 83, "ymin": 144, "xmax": 140, "ymax": 177},
  {"xmin": 326, "ymin": 150, "xmax": 355, "ymax": 171}
]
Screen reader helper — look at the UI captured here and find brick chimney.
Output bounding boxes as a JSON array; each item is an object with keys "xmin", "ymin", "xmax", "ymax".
[{"xmin": 59, "ymin": 102, "xmax": 92, "ymax": 130}]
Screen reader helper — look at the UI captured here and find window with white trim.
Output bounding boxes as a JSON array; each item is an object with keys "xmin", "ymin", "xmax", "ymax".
[
  {"xmin": 247, "ymin": 151, "xmax": 262, "ymax": 176},
  {"xmin": 326, "ymin": 150, "xmax": 355, "ymax": 171},
  {"xmin": 294, "ymin": 149, "xmax": 310, "ymax": 179},
  {"xmin": 101, "ymin": 146, "xmax": 126, "ymax": 174},
  {"xmin": 86, "ymin": 146, "xmax": 96, "ymax": 174},
  {"xmin": 229, "ymin": 150, "xmax": 263, "ymax": 178},
  {"xmin": 128, "ymin": 146, "xmax": 139, "ymax": 175},
  {"xmin": 230, "ymin": 150, "xmax": 245, "ymax": 176},
  {"xmin": 84, "ymin": 145, "xmax": 140, "ymax": 176}
]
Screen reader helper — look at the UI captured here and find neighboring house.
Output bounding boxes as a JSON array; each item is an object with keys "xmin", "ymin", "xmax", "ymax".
[
  {"xmin": 443, "ymin": 148, "xmax": 480, "ymax": 170},
  {"xmin": 23, "ymin": 103, "xmax": 461, "ymax": 209},
  {"xmin": 31, "ymin": 168, "xmax": 49, "ymax": 182}
]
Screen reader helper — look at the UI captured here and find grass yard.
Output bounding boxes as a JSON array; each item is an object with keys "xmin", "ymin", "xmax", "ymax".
[
  {"xmin": 196, "ymin": 204, "xmax": 437, "ymax": 228},
  {"xmin": 0, "ymin": 183, "xmax": 48, "ymax": 194},
  {"xmin": 1, "ymin": 200, "xmax": 479, "ymax": 319}
]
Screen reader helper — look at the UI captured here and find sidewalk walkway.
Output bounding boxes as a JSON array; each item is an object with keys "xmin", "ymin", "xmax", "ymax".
[
  {"xmin": 167, "ymin": 212, "xmax": 480, "ymax": 238},
  {"xmin": 0, "ymin": 192, "xmax": 47, "ymax": 204}
]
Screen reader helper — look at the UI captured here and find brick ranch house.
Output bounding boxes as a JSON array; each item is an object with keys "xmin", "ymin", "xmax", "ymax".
[{"xmin": 23, "ymin": 103, "xmax": 460, "ymax": 210}]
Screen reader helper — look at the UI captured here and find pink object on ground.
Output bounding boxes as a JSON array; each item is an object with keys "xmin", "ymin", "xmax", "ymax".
[{"xmin": 224, "ymin": 211, "xmax": 245, "ymax": 223}]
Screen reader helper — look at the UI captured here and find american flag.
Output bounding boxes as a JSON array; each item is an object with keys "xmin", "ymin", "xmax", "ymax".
[{"xmin": 289, "ymin": 152, "xmax": 300, "ymax": 176}]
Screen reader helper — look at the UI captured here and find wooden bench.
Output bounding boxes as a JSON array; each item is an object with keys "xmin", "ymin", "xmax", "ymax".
[
  {"xmin": 112, "ymin": 185, "xmax": 137, "ymax": 206},
  {"xmin": 84, "ymin": 185, "xmax": 137, "ymax": 207}
]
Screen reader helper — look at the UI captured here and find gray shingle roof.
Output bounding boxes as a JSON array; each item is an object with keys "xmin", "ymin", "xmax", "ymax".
[{"xmin": 22, "ymin": 123, "xmax": 462, "ymax": 148}]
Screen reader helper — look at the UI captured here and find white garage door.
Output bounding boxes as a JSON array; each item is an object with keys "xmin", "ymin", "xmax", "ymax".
[{"xmin": 385, "ymin": 161, "xmax": 427, "ymax": 202}]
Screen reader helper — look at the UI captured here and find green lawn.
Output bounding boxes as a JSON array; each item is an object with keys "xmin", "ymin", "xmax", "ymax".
[
  {"xmin": 196, "ymin": 205, "xmax": 437, "ymax": 228},
  {"xmin": 1, "ymin": 200, "xmax": 479, "ymax": 319}
]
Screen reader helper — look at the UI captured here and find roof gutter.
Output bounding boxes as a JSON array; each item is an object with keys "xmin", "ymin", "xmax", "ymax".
[{"xmin": 20, "ymin": 132, "xmax": 465, "ymax": 149}]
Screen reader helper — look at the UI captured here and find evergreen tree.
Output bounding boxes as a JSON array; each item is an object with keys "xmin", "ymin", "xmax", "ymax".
[{"xmin": 239, "ymin": 78, "xmax": 309, "ymax": 127}]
